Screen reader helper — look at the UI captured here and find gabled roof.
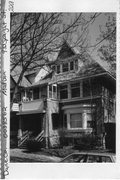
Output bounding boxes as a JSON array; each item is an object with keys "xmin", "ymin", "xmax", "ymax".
[{"xmin": 11, "ymin": 66, "xmax": 32, "ymax": 87}]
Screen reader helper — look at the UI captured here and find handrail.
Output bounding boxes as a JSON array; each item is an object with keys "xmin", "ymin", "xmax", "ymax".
[
  {"xmin": 35, "ymin": 130, "xmax": 44, "ymax": 142},
  {"xmin": 18, "ymin": 131, "xmax": 31, "ymax": 147}
]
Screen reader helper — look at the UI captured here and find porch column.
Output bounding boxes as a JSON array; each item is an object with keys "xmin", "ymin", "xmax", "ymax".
[
  {"xmin": 18, "ymin": 116, "xmax": 22, "ymax": 139},
  {"xmin": 83, "ymin": 112, "xmax": 87, "ymax": 129}
]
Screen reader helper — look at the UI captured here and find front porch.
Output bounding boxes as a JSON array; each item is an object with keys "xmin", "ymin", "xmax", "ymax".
[{"xmin": 16, "ymin": 99, "xmax": 46, "ymax": 148}]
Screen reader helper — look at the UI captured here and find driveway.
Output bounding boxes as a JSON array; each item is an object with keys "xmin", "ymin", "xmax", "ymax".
[{"xmin": 10, "ymin": 148, "xmax": 61, "ymax": 162}]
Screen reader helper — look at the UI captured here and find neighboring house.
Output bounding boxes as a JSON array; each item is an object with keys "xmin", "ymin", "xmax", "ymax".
[{"xmin": 10, "ymin": 41, "xmax": 116, "ymax": 150}]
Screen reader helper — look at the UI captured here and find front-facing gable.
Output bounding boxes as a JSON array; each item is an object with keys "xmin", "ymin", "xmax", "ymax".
[{"xmin": 57, "ymin": 41, "xmax": 75, "ymax": 60}]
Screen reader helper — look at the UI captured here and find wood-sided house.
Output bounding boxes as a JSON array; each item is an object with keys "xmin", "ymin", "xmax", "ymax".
[{"xmin": 10, "ymin": 41, "xmax": 116, "ymax": 150}]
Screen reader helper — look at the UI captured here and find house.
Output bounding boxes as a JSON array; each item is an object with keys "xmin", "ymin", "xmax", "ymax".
[{"xmin": 10, "ymin": 41, "xmax": 116, "ymax": 151}]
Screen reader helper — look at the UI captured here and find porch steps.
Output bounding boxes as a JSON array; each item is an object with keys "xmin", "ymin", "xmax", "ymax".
[
  {"xmin": 18, "ymin": 130, "xmax": 44, "ymax": 149},
  {"xmin": 19, "ymin": 140, "xmax": 28, "ymax": 149}
]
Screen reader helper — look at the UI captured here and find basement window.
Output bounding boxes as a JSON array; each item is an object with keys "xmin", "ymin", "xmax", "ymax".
[{"xmin": 60, "ymin": 85, "xmax": 68, "ymax": 99}]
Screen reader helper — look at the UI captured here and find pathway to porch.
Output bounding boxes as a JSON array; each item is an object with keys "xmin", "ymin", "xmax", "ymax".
[{"xmin": 10, "ymin": 148, "xmax": 61, "ymax": 162}]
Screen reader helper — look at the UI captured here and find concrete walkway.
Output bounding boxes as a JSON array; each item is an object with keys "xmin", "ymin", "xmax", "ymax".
[{"xmin": 10, "ymin": 148, "xmax": 61, "ymax": 162}]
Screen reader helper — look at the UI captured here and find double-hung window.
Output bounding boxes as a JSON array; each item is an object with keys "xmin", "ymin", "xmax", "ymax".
[
  {"xmin": 71, "ymin": 82, "xmax": 80, "ymax": 98},
  {"xmin": 62, "ymin": 63, "xmax": 68, "ymax": 72},
  {"xmin": 70, "ymin": 61, "xmax": 74, "ymax": 71},
  {"xmin": 60, "ymin": 85, "xmax": 68, "ymax": 99},
  {"xmin": 57, "ymin": 65, "xmax": 60, "ymax": 74},
  {"xmin": 70, "ymin": 113, "xmax": 82, "ymax": 128},
  {"xmin": 33, "ymin": 87, "xmax": 39, "ymax": 100}
]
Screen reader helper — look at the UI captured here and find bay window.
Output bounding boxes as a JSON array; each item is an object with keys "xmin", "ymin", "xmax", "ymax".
[{"xmin": 70, "ymin": 113, "xmax": 82, "ymax": 128}]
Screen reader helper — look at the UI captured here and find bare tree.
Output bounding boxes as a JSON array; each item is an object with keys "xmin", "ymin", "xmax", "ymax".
[
  {"xmin": 10, "ymin": 13, "xmax": 101, "ymax": 103},
  {"xmin": 97, "ymin": 14, "xmax": 116, "ymax": 76}
]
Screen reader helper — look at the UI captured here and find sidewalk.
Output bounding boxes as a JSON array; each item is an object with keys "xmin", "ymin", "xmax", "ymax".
[{"xmin": 10, "ymin": 148, "xmax": 61, "ymax": 162}]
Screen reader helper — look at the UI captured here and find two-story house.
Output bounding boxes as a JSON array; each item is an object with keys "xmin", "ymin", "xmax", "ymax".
[{"xmin": 10, "ymin": 41, "xmax": 116, "ymax": 150}]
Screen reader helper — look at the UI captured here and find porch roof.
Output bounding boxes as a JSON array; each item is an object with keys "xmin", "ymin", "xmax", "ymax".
[
  {"xmin": 17, "ymin": 110, "xmax": 45, "ymax": 115},
  {"xmin": 17, "ymin": 100, "xmax": 44, "ymax": 115}
]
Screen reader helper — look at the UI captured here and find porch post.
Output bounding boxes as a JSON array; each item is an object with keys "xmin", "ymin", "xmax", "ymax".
[{"xmin": 18, "ymin": 116, "xmax": 22, "ymax": 139}]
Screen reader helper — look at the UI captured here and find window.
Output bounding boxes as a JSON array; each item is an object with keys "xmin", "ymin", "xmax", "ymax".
[
  {"xmin": 71, "ymin": 82, "xmax": 80, "ymax": 98},
  {"xmin": 53, "ymin": 84, "xmax": 57, "ymax": 99},
  {"xmin": 83, "ymin": 80, "xmax": 91, "ymax": 97},
  {"xmin": 60, "ymin": 85, "xmax": 68, "ymax": 99},
  {"xmin": 41, "ymin": 86, "xmax": 47, "ymax": 98},
  {"xmin": 70, "ymin": 61, "xmax": 74, "ymax": 71},
  {"xmin": 27, "ymin": 89, "xmax": 33, "ymax": 100},
  {"xmin": 57, "ymin": 65, "xmax": 60, "ymax": 74},
  {"xmin": 86, "ymin": 113, "xmax": 92, "ymax": 128},
  {"xmin": 62, "ymin": 63, "xmax": 68, "ymax": 72},
  {"xmin": 92, "ymin": 80, "xmax": 101, "ymax": 96},
  {"xmin": 52, "ymin": 113, "xmax": 60, "ymax": 130},
  {"xmin": 49, "ymin": 85, "xmax": 52, "ymax": 98},
  {"xmin": 63, "ymin": 114, "xmax": 67, "ymax": 128},
  {"xmin": 70, "ymin": 113, "xmax": 82, "ymax": 128},
  {"xmin": 75, "ymin": 59, "xmax": 78, "ymax": 70},
  {"xmin": 33, "ymin": 88, "xmax": 39, "ymax": 100},
  {"xmin": 51, "ymin": 65, "xmax": 56, "ymax": 72}
]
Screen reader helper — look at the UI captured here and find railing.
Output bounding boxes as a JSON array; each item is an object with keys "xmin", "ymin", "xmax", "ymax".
[
  {"xmin": 35, "ymin": 130, "xmax": 44, "ymax": 142},
  {"xmin": 18, "ymin": 131, "xmax": 32, "ymax": 147}
]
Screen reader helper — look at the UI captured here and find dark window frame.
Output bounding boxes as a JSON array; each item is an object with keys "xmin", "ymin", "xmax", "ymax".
[{"xmin": 71, "ymin": 82, "xmax": 80, "ymax": 98}]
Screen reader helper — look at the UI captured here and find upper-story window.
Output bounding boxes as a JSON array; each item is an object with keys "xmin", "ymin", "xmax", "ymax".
[
  {"xmin": 54, "ymin": 60, "xmax": 78, "ymax": 74},
  {"xmin": 83, "ymin": 80, "xmax": 91, "ymax": 97},
  {"xmin": 70, "ymin": 61, "xmax": 74, "ymax": 71},
  {"xmin": 62, "ymin": 63, "xmax": 69, "ymax": 72},
  {"xmin": 57, "ymin": 65, "xmax": 60, "ymax": 74},
  {"xmin": 33, "ymin": 87, "xmax": 39, "ymax": 100},
  {"xmin": 60, "ymin": 85, "xmax": 68, "ymax": 99},
  {"xmin": 71, "ymin": 82, "xmax": 80, "ymax": 98}
]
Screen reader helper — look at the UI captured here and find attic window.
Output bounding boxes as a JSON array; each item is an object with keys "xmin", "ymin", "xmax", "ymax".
[
  {"xmin": 70, "ymin": 61, "xmax": 74, "ymax": 71},
  {"xmin": 62, "ymin": 63, "xmax": 68, "ymax": 72},
  {"xmin": 57, "ymin": 65, "xmax": 60, "ymax": 74}
]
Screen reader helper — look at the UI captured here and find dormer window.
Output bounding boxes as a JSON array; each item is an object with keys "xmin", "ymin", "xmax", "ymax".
[
  {"xmin": 57, "ymin": 65, "xmax": 60, "ymax": 74},
  {"xmin": 62, "ymin": 63, "xmax": 68, "ymax": 72},
  {"xmin": 55, "ymin": 59, "xmax": 78, "ymax": 74},
  {"xmin": 70, "ymin": 61, "xmax": 74, "ymax": 71}
]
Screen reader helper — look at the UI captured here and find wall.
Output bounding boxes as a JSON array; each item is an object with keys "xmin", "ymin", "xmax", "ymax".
[{"xmin": 46, "ymin": 99, "xmax": 60, "ymax": 147}]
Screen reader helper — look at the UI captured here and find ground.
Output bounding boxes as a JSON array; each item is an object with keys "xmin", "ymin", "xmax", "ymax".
[{"xmin": 10, "ymin": 148, "xmax": 61, "ymax": 162}]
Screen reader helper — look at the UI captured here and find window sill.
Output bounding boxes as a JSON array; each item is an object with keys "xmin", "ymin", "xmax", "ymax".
[{"xmin": 65, "ymin": 128, "xmax": 92, "ymax": 133}]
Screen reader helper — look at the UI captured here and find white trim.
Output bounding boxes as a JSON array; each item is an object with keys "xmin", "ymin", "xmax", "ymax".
[{"xmin": 62, "ymin": 104, "xmax": 95, "ymax": 110}]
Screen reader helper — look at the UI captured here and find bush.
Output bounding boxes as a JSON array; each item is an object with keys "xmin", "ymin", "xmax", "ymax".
[
  {"xmin": 74, "ymin": 134, "xmax": 102, "ymax": 150},
  {"xmin": 26, "ymin": 139, "xmax": 44, "ymax": 152}
]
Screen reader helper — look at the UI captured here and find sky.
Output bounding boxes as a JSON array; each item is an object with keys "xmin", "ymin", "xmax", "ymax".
[{"xmin": 62, "ymin": 12, "xmax": 116, "ymax": 70}]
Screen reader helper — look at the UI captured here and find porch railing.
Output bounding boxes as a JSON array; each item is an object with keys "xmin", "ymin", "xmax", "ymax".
[
  {"xmin": 18, "ymin": 130, "xmax": 32, "ymax": 147},
  {"xmin": 35, "ymin": 130, "xmax": 44, "ymax": 142}
]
